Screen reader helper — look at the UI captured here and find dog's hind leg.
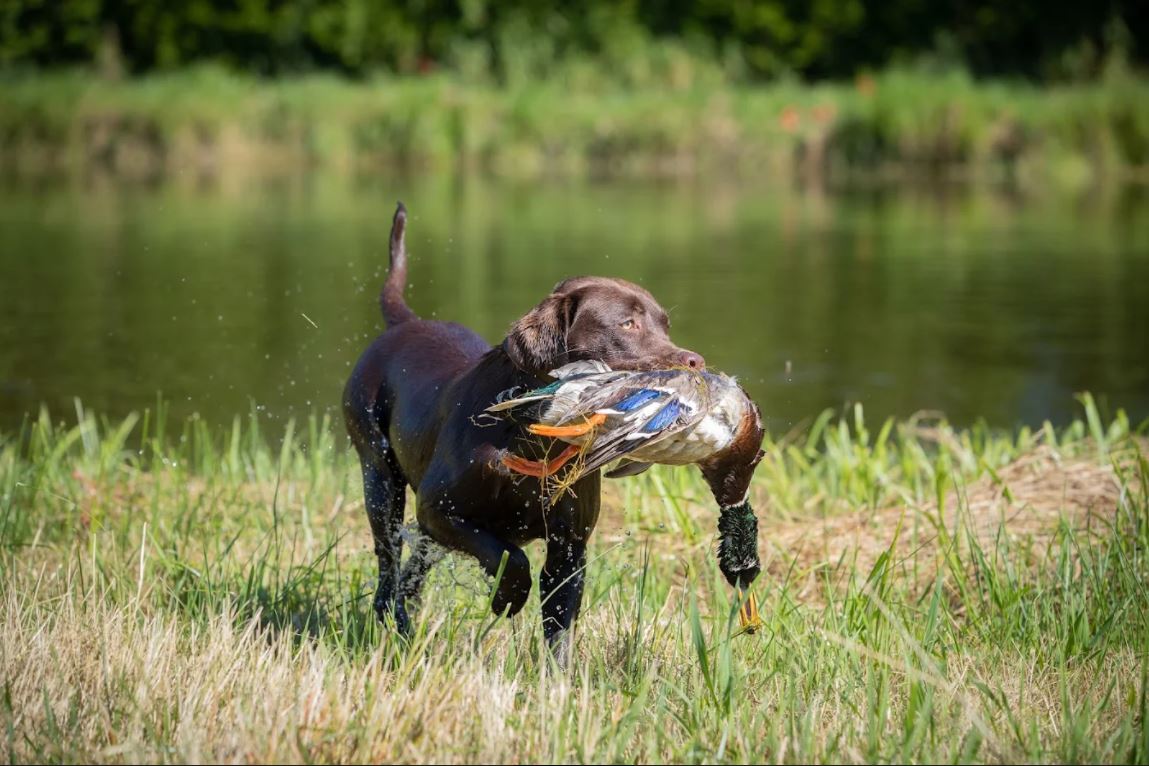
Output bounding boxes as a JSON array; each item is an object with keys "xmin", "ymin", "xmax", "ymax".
[
  {"xmin": 344, "ymin": 373, "xmax": 411, "ymax": 635},
  {"xmin": 360, "ymin": 449, "xmax": 410, "ymax": 634}
]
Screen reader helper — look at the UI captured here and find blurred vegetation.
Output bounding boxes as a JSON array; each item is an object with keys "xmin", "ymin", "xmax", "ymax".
[
  {"xmin": 2, "ymin": 64, "xmax": 1148, "ymax": 181},
  {"xmin": 1, "ymin": 0, "xmax": 1145, "ymax": 81},
  {"xmin": 1, "ymin": 2, "xmax": 1147, "ymax": 181}
]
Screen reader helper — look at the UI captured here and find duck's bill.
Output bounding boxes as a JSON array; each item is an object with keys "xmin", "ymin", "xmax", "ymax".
[{"xmin": 737, "ymin": 590, "xmax": 761, "ymax": 634}]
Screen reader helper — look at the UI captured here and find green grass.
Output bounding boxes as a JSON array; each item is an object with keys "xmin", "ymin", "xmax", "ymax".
[
  {"xmin": 1, "ymin": 396, "xmax": 1147, "ymax": 762},
  {"xmin": 2, "ymin": 65, "xmax": 1149, "ymax": 184}
]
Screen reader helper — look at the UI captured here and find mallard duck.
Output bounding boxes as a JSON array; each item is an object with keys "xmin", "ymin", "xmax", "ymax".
[
  {"xmin": 487, "ymin": 361, "xmax": 749, "ymax": 476},
  {"xmin": 487, "ymin": 360, "xmax": 765, "ymax": 632}
]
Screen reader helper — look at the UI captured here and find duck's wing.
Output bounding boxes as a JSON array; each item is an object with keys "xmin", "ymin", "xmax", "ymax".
[
  {"xmin": 485, "ymin": 367, "xmax": 628, "ymax": 414},
  {"xmin": 576, "ymin": 393, "xmax": 708, "ymax": 475},
  {"xmin": 485, "ymin": 368, "xmax": 677, "ymax": 422},
  {"xmin": 604, "ymin": 460, "xmax": 653, "ymax": 478},
  {"xmin": 484, "ymin": 378, "xmax": 566, "ymax": 413},
  {"xmin": 544, "ymin": 370, "xmax": 700, "ymax": 425},
  {"xmin": 548, "ymin": 360, "xmax": 613, "ymax": 377}
]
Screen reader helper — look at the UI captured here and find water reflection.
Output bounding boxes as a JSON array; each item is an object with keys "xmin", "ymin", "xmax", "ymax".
[{"xmin": 1, "ymin": 174, "xmax": 1146, "ymax": 434}]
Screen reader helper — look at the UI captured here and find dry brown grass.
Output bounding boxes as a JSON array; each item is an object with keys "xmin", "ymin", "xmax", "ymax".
[{"xmin": 764, "ymin": 442, "xmax": 1145, "ymax": 602}]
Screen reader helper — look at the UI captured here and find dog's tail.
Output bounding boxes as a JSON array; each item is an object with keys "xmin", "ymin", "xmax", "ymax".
[{"xmin": 380, "ymin": 202, "xmax": 418, "ymax": 326}]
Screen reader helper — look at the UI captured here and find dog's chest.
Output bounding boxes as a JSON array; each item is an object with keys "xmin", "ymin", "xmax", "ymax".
[{"xmin": 440, "ymin": 465, "xmax": 601, "ymax": 545}]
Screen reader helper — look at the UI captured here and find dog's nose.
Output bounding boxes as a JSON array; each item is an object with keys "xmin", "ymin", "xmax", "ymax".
[{"xmin": 677, "ymin": 350, "xmax": 706, "ymax": 370}]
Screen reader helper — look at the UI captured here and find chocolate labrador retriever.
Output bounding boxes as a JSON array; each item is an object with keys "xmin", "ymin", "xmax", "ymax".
[{"xmin": 343, "ymin": 203, "xmax": 705, "ymax": 661}]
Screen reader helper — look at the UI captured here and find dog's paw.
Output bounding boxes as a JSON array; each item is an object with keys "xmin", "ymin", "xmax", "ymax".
[
  {"xmin": 489, "ymin": 549, "xmax": 532, "ymax": 617},
  {"xmin": 546, "ymin": 628, "xmax": 574, "ymax": 671},
  {"xmin": 374, "ymin": 591, "xmax": 412, "ymax": 637}
]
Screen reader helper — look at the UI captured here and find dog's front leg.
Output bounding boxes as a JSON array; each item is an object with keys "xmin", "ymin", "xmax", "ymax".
[
  {"xmin": 540, "ymin": 533, "xmax": 588, "ymax": 669},
  {"xmin": 415, "ymin": 496, "xmax": 533, "ymax": 619}
]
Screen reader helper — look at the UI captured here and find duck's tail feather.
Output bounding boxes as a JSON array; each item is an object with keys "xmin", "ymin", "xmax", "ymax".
[
  {"xmin": 485, "ymin": 379, "xmax": 567, "ymax": 413},
  {"xmin": 605, "ymin": 460, "xmax": 654, "ymax": 479}
]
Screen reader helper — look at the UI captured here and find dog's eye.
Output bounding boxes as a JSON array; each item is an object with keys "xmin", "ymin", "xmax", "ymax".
[{"xmin": 620, "ymin": 319, "xmax": 637, "ymax": 330}]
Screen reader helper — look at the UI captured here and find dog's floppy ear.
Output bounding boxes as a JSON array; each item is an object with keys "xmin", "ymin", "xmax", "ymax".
[{"xmin": 504, "ymin": 291, "xmax": 575, "ymax": 373}]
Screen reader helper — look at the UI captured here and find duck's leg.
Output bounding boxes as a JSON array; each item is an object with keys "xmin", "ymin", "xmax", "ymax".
[
  {"xmin": 528, "ymin": 413, "xmax": 607, "ymax": 438},
  {"xmin": 737, "ymin": 588, "xmax": 761, "ymax": 632},
  {"xmin": 500, "ymin": 444, "xmax": 581, "ymax": 478}
]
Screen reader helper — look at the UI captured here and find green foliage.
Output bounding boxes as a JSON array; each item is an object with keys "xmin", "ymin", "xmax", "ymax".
[{"xmin": 1, "ymin": 0, "xmax": 1145, "ymax": 81}]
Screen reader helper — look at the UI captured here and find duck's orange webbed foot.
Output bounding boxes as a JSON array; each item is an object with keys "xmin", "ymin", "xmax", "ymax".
[
  {"xmin": 737, "ymin": 589, "xmax": 761, "ymax": 634},
  {"xmin": 527, "ymin": 413, "xmax": 607, "ymax": 438},
  {"xmin": 499, "ymin": 445, "xmax": 581, "ymax": 478}
]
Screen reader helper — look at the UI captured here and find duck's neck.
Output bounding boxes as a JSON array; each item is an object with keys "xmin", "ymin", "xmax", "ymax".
[
  {"xmin": 699, "ymin": 397, "xmax": 766, "ymax": 589},
  {"xmin": 698, "ymin": 404, "xmax": 764, "ymax": 507}
]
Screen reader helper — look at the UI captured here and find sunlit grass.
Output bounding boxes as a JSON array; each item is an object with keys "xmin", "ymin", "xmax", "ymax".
[{"xmin": 1, "ymin": 395, "xmax": 1147, "ymax": 762}]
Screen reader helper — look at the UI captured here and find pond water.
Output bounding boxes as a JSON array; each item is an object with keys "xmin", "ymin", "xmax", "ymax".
[{"xmin": 1, "ymin": 174, "xmax": 1147, "ymax": 436}]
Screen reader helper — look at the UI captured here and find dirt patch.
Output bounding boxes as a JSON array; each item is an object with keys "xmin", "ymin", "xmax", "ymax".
[{"xmin": 763, "ymin": 442, "xmax": 1145, "ymax": 602}]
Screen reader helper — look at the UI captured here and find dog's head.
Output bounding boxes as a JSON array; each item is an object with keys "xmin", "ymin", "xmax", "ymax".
[{"xmin": 504, "ymin": 276, "xmax": 705, "ymax": 375}]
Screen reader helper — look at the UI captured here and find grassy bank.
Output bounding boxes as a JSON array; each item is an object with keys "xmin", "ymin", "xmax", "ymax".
[
  {"xmin": 2, "ymin": 396, "xmax": 1147, "ymax": 762},
  {"xmin": 3, "ymin": 66, "xmax": 1149, "ymax": 184}
]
